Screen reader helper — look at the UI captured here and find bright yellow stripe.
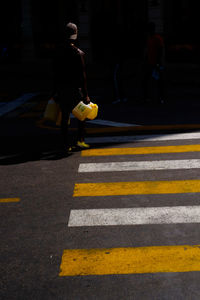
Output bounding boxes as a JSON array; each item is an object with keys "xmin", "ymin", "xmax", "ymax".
[
  {"xmin": 0, "ymin": 198, "xmax": 20, "ymax": 203},
  {"xmin": 59, "ymin": 245, "xmax": 200, "ymax": 276},
  {"xmin": 81, "ymin": 144, "xmax": 200, "ymax": 156},
  {"xmin": 73, "ymin": 179, "xmax": 200, "ymax": 197}
]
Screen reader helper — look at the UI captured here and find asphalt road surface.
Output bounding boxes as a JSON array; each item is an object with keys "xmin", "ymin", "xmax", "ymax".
[{"xmin": 1, "ymin": 118, "xmax": 200, "ymax": 299}]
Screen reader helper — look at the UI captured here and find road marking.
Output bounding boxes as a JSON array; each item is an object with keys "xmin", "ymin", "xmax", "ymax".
[
  {"xmin": 78, "ymin": 158, "xmax": 200, "ymax": 173},
  {"xmin": 0, "ymin": 198, "xmax": 20, "ymax": 203},
  {"xmin": 85, "ymin": 124, "xmax": 200, "ymax": 135},
  {"xmin": 0, "ymin": 93, "xmax": 39, "ymax": 117},
  {"xmin": 59, "ymin": 245, "xmax": 200, "ymax": 276},
  {"xmin": 73, "ymin": 179, "xmax": 200, "ymax": 197},
  {"xmin": 85, "ymin": 132, "xmax": 200, "ymax": 144},
  {"xmin": 0, "ymin": 102, "xmax": 7, "ymax": 108},
  {"xmin": 81, "ymin": 144, "xmax": 200, "ymax": 157},
  {"xmin": 87, "ymin": 119, "xmax": 139, "ymax": 127},
  {"xmin": 68, "ymin": 206, "xmax": 200, "ymax": 226},
  {"xmin": 70, "ymin": 114, "xmax": 138, "ymax": 127},
  {"xmin": 78, "ymin": 159, "xmax": 200, "ymax": 173},
  {"xmin": 37, "ymin": 114, "xmax": 138, "ymax": 129}
]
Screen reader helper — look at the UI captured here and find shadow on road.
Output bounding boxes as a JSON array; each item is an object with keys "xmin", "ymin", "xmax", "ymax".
[{"xmin": 0, "ymin": 135, "xmax": 76, "ymax": 165}]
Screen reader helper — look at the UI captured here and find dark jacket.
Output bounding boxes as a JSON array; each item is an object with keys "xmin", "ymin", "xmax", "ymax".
[{"xmin": 53, "ymin": 42, "xmax": 88, "ymax": 100}]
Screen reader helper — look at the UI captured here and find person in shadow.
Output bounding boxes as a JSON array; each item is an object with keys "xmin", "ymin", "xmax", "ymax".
[
  {"xmin": 142, "ymin": 22, "xmax": 165, "ymax": 104},
  {"xmin": 52, "ymin": 22, "xmax": 91, "ymax": 152}
]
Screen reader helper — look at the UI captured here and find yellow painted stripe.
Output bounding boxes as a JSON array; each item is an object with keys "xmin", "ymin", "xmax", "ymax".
[
  {"xmin": 73, "ymin": 179, "xmax": 200, "ymax": 197},
  {"xmin": 81, "ymin": 144, "xmax": 200, "ymax": 156},
  {"xmin": 59, "ymin": 245, "xmax": 200, "ymax": 276},
  {"xmin": 0, "ymin": 198, "xmax": 20, "ymax": 203}
]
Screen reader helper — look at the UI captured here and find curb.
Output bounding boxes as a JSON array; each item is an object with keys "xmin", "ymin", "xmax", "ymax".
[
  {"xmin": 85, "ymin": 124, "xmax": 200, "ymax": 134},
  {"xmin": 36, "ymin": 119, "xmax": 200, "ymax": 135}
]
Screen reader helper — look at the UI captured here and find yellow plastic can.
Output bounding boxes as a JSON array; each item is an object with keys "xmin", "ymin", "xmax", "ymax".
[
  {"xmin": 87, "ymin": 102, "xmax": 98, "ymax": 120},
  {"xmin": 43, "ymin": 99, "xmax": 59, "ymax": 122},
  {"xmin": 72, "ymin": 101, "xmax": 92, "ymax": 121}
]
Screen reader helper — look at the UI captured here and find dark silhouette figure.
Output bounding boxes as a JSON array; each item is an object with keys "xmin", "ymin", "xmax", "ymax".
[
  {"xmin": 52, "ymin": 22, "xmax": 90, "ymax": 151},
  {"xmin": 143, "ymin": 22, "xmax": 165, "ymax": 104}
]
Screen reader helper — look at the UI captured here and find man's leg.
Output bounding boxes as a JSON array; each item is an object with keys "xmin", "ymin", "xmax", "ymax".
[
  {"xmin": 158, "ymin": 70, "xmax": 165, "ymax": 103},
  {"xmin": 142, "ymin": 64, "xmax": 152, "ymax": 102},
  {"xmin": 76, "ymin": 120, "xmax": 90, "ymax": 149},
  {"xmin": 60, "ymin": 105, "xmax": 71, "ymax": 149},
  {"xmin": 58, "ymin": 88, "xmax": 72, "ymax": 150}
]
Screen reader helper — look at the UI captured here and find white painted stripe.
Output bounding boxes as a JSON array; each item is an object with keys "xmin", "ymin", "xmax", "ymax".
[
  {"xmin": 68, "ymin": 206, "xmax": 200, "ymax": 227},
  {"xmin": 70, "ymin": 114, "xmax": 138, "ymax": 127},
  {"xmin": 0, "ymin": 93, "xmax": 39, "ymax": 116},
  {"xmin": 78, "ymin": 159, "xmax": 200, "ymax": 173},
  {"xmin": 85, "ymin": 132, "xmax": 200, "ymax": 144},
  {"xmin": 0, "ymin": 102, "xmax": 7, "ymax": 108},
  {"xmin": 86, "ymin": 119, "xmax": 139, "ymax": 127}
]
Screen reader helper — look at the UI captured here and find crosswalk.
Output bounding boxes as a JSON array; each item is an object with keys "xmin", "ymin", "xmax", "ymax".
[
  {"xmin": 59, "ymin": 131, "xmax": 200, "ymax": 277},
  {"xmin": 0, "ymin": 198, "xmax": 20, "ymax": 203}
]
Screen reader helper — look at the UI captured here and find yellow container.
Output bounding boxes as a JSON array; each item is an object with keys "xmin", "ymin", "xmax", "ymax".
[
  {"xmin": 56, "ymin": 110, "xmax": 62, "ymax": 126},
  {"xmin": 72, "ymin": 101, "xmax": 92, "ymax": 121},
  {"xmin": 87, "ymin": 102, "xmax": 98, "ymax": 120},
  {"xmin": 56, "ymin": 111, "xmax": 70, "ymax": 126},
  {"xmin": 43, "ymin": 99, "xmax": 59, "ymax": 122}
]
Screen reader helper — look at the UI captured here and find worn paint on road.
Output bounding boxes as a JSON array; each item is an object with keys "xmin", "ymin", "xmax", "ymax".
[
  {"xmin": 0, "ymin": 198, "xmax": 20, "ymax": 203},
  {"xmin": 78, "ymin": 159, "xmax": 200, "ymax": 173},
  {"xmin": 68, "ymin": 206, "xmax": 200, "ymax": 226},
  {"xmin": 81, "ymin": 144, "xmax": 200, "ymax": 157},
  {"xmin": 59, "ymin": 245, "xmax": 200, "ymax": 276},
  {"xmin": 85, "ymin": 132, "xmax": 200, "ymax": 144},
  {"xmin": 73, "ymin": 179, "xmax": 200, "ymax": 197}
]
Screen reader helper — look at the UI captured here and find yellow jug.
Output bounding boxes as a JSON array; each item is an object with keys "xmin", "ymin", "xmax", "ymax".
[
  {"xmin": 43, "ymin": 99, "xmax": 59, "ymax": 122},
  {"xmin": 56, "ymin": 110, "xmax": 62, "ymax": 126},
  {"xmin": 56, "ymin": 111, "xmax": 70, "ymax": 126},
  {"xmin": 72, "ymin": 101, "xmax": 92, "ymax": 121},
  {"xmin": 87, "ymin": 102, "xmax": 98, "ymax": 120}
]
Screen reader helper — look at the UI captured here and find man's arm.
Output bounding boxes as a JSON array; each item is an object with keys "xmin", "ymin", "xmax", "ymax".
[{"xmin": 75, "ymin": 47, "xmax": 90, "ymax": 104}]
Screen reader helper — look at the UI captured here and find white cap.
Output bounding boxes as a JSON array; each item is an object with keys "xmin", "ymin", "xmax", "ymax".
[{"xmin": 65, "ymin": 22, "xmax": 78, "ymax": 40}]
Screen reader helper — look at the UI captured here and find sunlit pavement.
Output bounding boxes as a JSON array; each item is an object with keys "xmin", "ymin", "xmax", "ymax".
[{"xmin": 2, "ymin": 66, "xmax": 200, "ymax": 299}]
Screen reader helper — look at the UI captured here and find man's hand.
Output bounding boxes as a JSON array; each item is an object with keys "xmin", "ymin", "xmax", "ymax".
[{"xmin": 83, "ymin": 96, "xmax": 90, "ymax": 104}]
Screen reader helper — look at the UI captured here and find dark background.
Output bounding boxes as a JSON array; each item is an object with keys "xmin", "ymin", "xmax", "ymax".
[{"xmin": 1, "ymin": 0, "xmax": 200, "ymax": 64}]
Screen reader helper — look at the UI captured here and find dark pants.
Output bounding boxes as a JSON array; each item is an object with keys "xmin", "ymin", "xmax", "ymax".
[
  {"xmin": 58, "ymin": 88, "xmax": 85, "ymax": 148},
  {"xmin": 143, "ymin": 64, "xmax": 164, "ymax": 102}
]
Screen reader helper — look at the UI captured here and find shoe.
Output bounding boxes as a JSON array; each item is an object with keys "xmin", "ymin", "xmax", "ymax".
[
  {"xmin": 77, "ymin": 141, "xmax": 90, "ymax": 149},
  {"xmin": 66, "ymin": 146, "xmax": 72, "ymax": 154}
]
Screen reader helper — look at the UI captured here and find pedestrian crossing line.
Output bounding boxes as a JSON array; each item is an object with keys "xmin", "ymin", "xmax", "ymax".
[
  {"xmin": 73, "ymin": 179, "xmax": 200, "ymax": 197},
  {"xmin": 59, "ymin": 244, "xmax": 200, "ymax": 276},
  {"xmin": 81, "ymin": 144, "xmax": 200, "ymax": 157},
  {"xmin": 78, "ymin": 159, "xmax": 200, "ymax": 173},
  {"xmin": 87, "ymin": 119, "xmax": 138, "ymax": 127},
  {"xmin": 68, "ymin": 206, "xmax": 200, "ymax": 227},
  {"xmin": 85, "ymin": 132, "xmax": 200, "ymax": 145},
  {"xmin": 0, "ymin": 93, "xmax": 39, "ymax": 117},
  {"xmin": 85, "ymin": 124, "xmax": 200, "ymax": 135},
  {"xmin": 0, "ymin": 198, "xmax": 20, "ymax": 203}
]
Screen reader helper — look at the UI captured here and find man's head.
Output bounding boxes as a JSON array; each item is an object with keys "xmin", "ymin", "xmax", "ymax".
[{"xmin": 65, "ymin": 22, "xmax": 78, "ymax": 40}]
